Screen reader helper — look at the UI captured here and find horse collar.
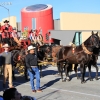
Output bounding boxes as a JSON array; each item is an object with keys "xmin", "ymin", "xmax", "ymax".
[{"xmin": 82, "ymin": 43, "xmax": 93, "ymax": 55}]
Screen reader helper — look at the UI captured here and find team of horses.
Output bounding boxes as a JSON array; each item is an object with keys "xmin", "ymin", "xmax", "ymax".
[{"xmin": 7, "ymin": 31, "xmax": 100, "ymax": 84}]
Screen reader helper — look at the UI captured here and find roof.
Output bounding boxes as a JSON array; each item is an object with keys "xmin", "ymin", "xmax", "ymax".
[{"xmin": 26, "ymin": 4, "xmax": 48, "ymax": 11}]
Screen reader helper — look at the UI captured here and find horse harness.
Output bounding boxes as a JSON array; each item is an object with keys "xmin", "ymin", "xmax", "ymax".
[{"xmin": 57, "ymin": 43, "xmax": 93, "ymax": 62}]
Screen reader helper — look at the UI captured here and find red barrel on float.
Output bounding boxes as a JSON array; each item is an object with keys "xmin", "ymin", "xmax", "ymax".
[{"xmin": 21, "ymin": 4, "xmax": 54, "ymax": 43}]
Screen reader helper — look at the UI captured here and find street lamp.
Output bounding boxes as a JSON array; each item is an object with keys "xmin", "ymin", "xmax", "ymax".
[{"xmin": 0, "ymin": 5, "xmax": 10, "ymax": 24}]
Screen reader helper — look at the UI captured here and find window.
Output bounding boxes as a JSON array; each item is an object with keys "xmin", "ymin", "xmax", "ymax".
[
  {"xmin": 73, "ymin": 32, "xmax": 82, "ymax": 46},
  {"xmin": 32, "ymin": 18, "xmax": 36, "ymax": 29}
]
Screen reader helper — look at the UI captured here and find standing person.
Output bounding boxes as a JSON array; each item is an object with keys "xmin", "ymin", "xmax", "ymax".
[
  {"xmin": 25, "ymin": 45, "xmax": 42, "ymax": 93},
  {"xmin": 1, "ymin": 44, "xmax": 14, "ymax": 88}
]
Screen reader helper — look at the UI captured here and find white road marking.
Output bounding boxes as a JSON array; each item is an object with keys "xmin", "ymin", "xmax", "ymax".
[{"xmin": 0, "ymin": 80, "xmax": 100, "ymax": 98}]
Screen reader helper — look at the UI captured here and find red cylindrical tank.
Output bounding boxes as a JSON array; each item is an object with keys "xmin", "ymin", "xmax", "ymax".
[{"xmin": 21, "ymin": 4, "xmax": 54, "ymax": 43}]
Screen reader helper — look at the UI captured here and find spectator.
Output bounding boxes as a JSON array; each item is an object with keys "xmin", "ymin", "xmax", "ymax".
[
  {"xmin": 1, "ymin": 44, "xmax": 14, "ymax": 88},
  {"xmin": 3, "ymin": 88, "xmax": 22, "ymax": 100},
  {"xmin": 22, "ymin": 96, "xmax": 36, "ymax": 100},
  {"xmin": 0, "ymin": 96, "xmax": 3, "ymax": 100}
]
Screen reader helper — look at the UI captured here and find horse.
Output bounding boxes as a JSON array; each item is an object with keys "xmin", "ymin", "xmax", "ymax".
[
  {"xmin": 12, "ymin": 43, "xmax": 53, "ymax": 79},
  {"xmin": 57, "ymin": 31, "xmax": 99, "ymax": 83}
]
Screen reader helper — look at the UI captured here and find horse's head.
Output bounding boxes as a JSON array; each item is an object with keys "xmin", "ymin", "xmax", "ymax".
[
  {"xmin": 91, "ymin": 31, "xmax": 99, "ymax": 48},
  {"xmin": 85, "ymin": 31, "xmax": 100, "ymax": 48}
]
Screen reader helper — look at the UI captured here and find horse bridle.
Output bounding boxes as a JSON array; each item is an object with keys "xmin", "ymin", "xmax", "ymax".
[{"xmin": 82, "ymin": 43, "xmax": 93, "ymax": 55}]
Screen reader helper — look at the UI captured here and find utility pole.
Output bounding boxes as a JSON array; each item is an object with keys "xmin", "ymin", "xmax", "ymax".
[{"xmin": 0, "ymin": 5, "xmax": 10, "ymax": 24}]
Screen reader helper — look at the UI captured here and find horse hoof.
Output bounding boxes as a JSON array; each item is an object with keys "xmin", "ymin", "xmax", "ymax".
[
  {"xmin": 81, "ymin": 81, "xmax": 86, "ymax": 84},
  {"xmin": 62, "ymin": 80, "xmax": 66, "ymax": 82},
  {"xmin": 67, "ymin": 79, "xmax": 71, "ymax": 81},
  {"xmin": 90, "ymin": 79, "xmax": 93, "ymax": 81},
  {"xmin": 95, "ymin": 77, "xmax": 99, "ymax": 80},
  {"xmin": 77, "ymin": 77, "xmax": 80, "ymax": 80}
]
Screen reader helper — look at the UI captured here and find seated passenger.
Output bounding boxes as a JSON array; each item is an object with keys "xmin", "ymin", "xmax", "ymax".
[
  {"xmin": 29, "ymin": 29, "xmax": 37, "ymax": 44},
  {"xmin": 1, "ymin": 27, "xmax": 10, "ymax": 45},
  {"xmin": 12, "ymin": 27, "xmax": 21, "ymax": 46}
]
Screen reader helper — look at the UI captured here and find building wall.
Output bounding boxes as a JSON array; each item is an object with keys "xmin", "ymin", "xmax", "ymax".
[
  {"xmin": 54, "ymin": 19, "xmax": 60, "ymax": 30},
  {"xmin": 50, "ymin": 30, "xmax": 75, "ymax": 46},
  {"xmin": 50, "ymin": 30, "xmax": 100, "ymax": 45},
  {"xmin": 60, "ymin": 12, "xmax": 100, "ymax": 30},
  {"xmin": 0, "ymin": 16, "xmax": 17, "ymax": 28},
  {"xmin": 17, "ymin": 22, "xmax": 21, "ymax": 31},
  {"xmin": 21, "ymin": 4, "xmax": 54, "ymax": 43}
]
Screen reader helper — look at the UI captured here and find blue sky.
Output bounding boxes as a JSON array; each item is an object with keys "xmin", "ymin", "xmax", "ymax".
[{"xmin": 0, "ymin": 0, "xmax": 100, "ymax": 22}]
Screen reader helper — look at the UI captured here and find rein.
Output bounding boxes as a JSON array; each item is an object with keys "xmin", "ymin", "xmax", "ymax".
[{"xmin": 82, "ymin": 43, "xmax": 93, "ymax": 55}]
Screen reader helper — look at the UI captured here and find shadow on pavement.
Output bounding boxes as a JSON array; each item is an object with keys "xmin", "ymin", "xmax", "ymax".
[{"xmin": 41, "ymin": 78, "xmax": 60, "ymax": 90}]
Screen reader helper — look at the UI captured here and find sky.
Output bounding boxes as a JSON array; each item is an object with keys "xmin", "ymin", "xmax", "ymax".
[{"xmin": 0, "ymin": 0, "xmax": 100, "ymax": 22}]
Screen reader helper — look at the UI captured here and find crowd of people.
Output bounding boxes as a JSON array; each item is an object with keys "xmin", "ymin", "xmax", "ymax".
[
  {"xmin": 0, "ymin": 19, "xmax": 45, "ymax": 100},
  {"xmin": 0, "ymin": 43, "xmax": 43, "ymax": 100},
  {"xmin": 0, "ymin": 20, "xmax": 44, "ymax": 47}
]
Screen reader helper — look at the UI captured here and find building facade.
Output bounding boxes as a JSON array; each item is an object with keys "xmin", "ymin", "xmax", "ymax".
[{"xmin": 21, "ymin": 4, "xmax": 54, "ymax": 43}]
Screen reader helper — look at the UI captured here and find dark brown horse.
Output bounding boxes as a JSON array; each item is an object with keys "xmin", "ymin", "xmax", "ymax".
[{"xmin": 57, "ymin": 31, "xmax": 99, "ymax": 83}]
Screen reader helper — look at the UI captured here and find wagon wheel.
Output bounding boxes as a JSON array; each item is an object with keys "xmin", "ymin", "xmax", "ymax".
[
  {"xmin": 16, "ymin": 63, "xmax": 25, "ymax": 75},
  {"xmin": 18, "ymin": 65, "xmax": 25, "ymax": 75}
]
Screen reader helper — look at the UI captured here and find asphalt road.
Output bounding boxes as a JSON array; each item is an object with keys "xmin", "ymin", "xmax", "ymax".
[{"xmin": 0, "ymin": 59, "xmax": 100, "ymax": 100}]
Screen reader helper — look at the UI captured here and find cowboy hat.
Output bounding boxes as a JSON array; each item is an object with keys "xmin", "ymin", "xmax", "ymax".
[
  {"xmin": 4, "ymin": 20, "xmax": 9, "ymax": 23},
  {"xmin": 2, "ymin": 44, "xmax": 10, "ymax": 48},
  {"xmin": 27, "ymin": 45, "xmax": 36, "ymax": 51}
]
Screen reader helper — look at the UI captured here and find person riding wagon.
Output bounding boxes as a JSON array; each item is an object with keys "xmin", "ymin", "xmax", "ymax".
[
  {"xmin": 1, "ymin": 27, "xmax": 11, "ymax": 46},
  {"xmin": 1, "ymin": 20, "xmax": 13, "ymax": 33},
  {"xmin": 29, "ymin": 29, "xmax": 37, "ymax": 44},
  {"xmin": 11, "ymin": 27, "xmax": 21, "ymax": 46},
  {"xmin": 37, "ymin": 29, "xmax": 43, "ymax": 46}
]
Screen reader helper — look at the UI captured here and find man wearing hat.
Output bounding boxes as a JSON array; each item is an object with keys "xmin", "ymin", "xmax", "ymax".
[
  {"xmin": 1, "ymin": 43, "xmax": 14, "ymax": 88},
  {"xmin": 11, "ymin": 27, "xmax": 21, "ymax": 46},
  {"xmin": 25, "ymin": 45, "xmax": 42, "ymax": 93},
  {"xmin": 1, "ymin": 27, "xmax": 11, "ymax": 46},
  {"xmin": 1, "ymin": 20, "xmax": 13, "ymax": 33}
]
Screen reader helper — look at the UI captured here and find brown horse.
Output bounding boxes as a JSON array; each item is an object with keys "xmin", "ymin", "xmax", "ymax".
[{"xmin": 57, "ymin": 31, "xmax": 99, "ymax": 83}]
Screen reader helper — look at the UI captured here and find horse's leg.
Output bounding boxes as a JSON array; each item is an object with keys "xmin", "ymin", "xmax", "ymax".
[
  {"xmin": 12, "ymin": 66, "xmax": 16, "ymax": 80},
  {"xmin": 24, "ymin": 67, "xmax": 28, "ymax": 80},
  {"xmin": 60, "ymin": 63, "xmax": 65, "ymax": 82},
  {"xmin": 74, "ymin": 64, "xmax": 80, "ymax": 79},
  {"xmin": 40, "ymin": 65, "xmax": 43, "ymax": 78},
  {"xmin": 38, "ymin": 65, "xmax": 43, "ymax": 78},
  {"xmin": 93, "ymin": 64, "xmax": 99, "ymax": 80},
  {"xmin": 80, "ymin": 63, "xmax": 86, "ymax": 83},
  {"xmin": 65, "ymin": 64, "xmax": 71, "ymax": 81},
  {"xmin": 88, "ymin": 63, "xmax": 93, "ymax": 81},
  {"xmin": 57, "ymin": 63, "xmax": 60, "ymax": 75}
]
